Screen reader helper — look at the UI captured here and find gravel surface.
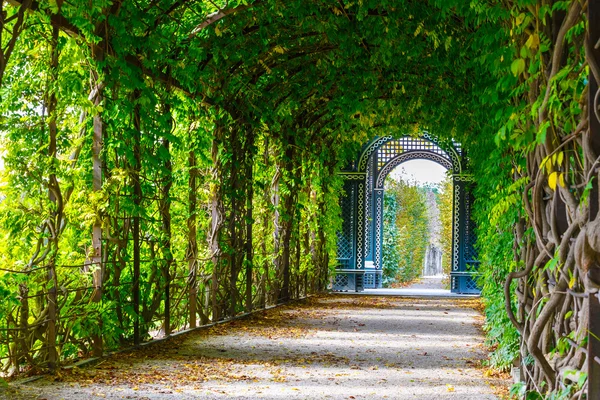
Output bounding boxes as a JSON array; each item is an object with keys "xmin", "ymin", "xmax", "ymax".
[
  {"xmin": 2, "ymin": 292, "xmax": 508, "ymax": 400},
  {"xmin": 407, "ymin": 276, "xmax": 446, "ymax": 290}
]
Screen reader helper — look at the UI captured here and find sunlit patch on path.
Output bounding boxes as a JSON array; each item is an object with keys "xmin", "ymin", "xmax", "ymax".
[{"xmin": 7, "ymin": 295, "xmax": 508, "ymax": 399}]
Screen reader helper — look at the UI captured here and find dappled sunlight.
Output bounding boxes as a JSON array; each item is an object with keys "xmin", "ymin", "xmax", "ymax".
[{"xmin": 14, "ymin": 295, "xmax": 507, "ymax": 399}]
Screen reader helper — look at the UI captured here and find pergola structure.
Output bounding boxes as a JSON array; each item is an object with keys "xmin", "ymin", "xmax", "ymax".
[
  {"xmin": 1, "ymin": 1, "xmax": 600, "ymax": 397},
  {"xmin": 334, "ymin": 135, "xmax": 478, "ymax": 293}
]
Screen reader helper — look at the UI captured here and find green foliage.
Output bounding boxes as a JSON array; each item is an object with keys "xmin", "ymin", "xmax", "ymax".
[
  {"xmin": 0, "ymin": 2, "xmax": 592, "ymax": 394},
  {"xmin": 382, "ymin": 178, "xmax": 430, "ymax": 285},
  {"xmin": 437, "ymin": 177, "xmax": 453, "ymax": 279},
  {"xmin": 382, "ymin": 190, "xmax": 401, "ymax": 286}
]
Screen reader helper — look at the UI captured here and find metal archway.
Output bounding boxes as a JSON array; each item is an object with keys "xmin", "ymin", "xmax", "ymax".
[{"xmin": 334, "ymin": 135, "xmax": 479, "ymax": 294}]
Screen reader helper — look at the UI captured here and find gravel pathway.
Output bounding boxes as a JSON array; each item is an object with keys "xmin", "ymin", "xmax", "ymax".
[{"xmin": 3, "ymin": 294, "xmax": 508, "ymax": 400}]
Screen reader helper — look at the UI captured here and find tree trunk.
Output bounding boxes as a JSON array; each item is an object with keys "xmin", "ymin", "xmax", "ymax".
[
  {"xmin": 244, "ymin": 131, "xmax": 255, "ymax": 312},
  {"xmin": 45, "ymin": 23, "xmax": 61, "ymax": 370},
  {"xmin": 187, "ymin": 133, "xmax": 198, "ymax": 328},
  {"xmin": 274, "ymin": 140, "xmax": 298, "ymax": 304},
  {"xmin": 159, "ymin": 103, "xmax": 173, "ymax": 336},
  {"xmin": 228, "ymin": 128, "xmax": 241, "ymax": 317},
  {"xmin": 89, "ymin": 52, "xmax": 104, "ymax": 356},
  {"xmin": 208, "ymin": 124, "xmax": 225, "ymax": 322},
  {"xmin": 132, "ymin": 90, "xmax": 142, "ymax": 345}
]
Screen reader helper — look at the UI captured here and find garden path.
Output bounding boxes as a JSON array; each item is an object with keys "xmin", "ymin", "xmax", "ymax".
[{"xmin": 4, "ymin": 291, "xmax": 508, "ymax": 400}]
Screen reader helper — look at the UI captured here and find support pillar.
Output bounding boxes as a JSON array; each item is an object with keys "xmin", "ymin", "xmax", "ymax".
[
  {"xmin": 334, "ymin": 173, "xmax": 366, "ymax": 292},
  {"xmin": 450, "ymin": 174, "xmax": 479, "ymax": 294},
  {"xmin": 370, "ymin": 188, "xmax": 384, "ymax": 288}
]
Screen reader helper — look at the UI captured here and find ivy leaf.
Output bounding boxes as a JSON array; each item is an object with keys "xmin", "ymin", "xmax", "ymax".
[
  {"xmin": 565, "ymin": 311, "xmax": 573, "ymax": 320},
  {"xmin": 568, "ymin": 273, "xmax": 576, "ymax": 289},
  {"xmin": 548, "ymin": 171, "xmax": 557, "ymax": 190},
  {"xmin": 536, "ymin": 120, "xmax": 550, "ymax": 145},
  {"xmin": 525, "ymin": 33, "xmax": 540, "ymax": 50},
  {"xmin": 558, "ymin": 173, "xmax": 566, "ymax": 188},
  {"xmin": 510, "ymin": 59, "xmax": 525, "ymax": 77},
  {"xmin": 48, "ymin": 0, "xmax": 60, "ymax": 13},
  {"xmin": 581, "ymin": 178, "xmax": 595, "ymax": 206}
]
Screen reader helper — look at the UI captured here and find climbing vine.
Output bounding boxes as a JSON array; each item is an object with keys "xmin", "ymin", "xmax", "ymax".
[
  {"xmin": 469, "ymin": 1, "xmax": 600, "ymax": 397},
  {"xmin": 0, "ymin": 1, "xmax": 598, "ymax": 397}
]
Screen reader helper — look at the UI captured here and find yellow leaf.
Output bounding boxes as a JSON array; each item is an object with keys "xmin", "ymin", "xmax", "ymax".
[
  {"xmin": 557, "ymin": 151, "xmax": 564, "ymax": 166},
  {"xmin": 525, "ymin": 33, "xmax": 540, "ymax": 49},
  {"xmin": 569, "ymin": 274, "xmax": 576, "ymax": 289},
  {"xmin": 548, "ymin": 171, "xmax": 558, "ymax": 190},
  {"xmin": 446, "ymin": 384, "xmax": 455, "ymax": 392},
  {"xmin": 540, "ymin": 155, "xmax": 550, "ymax": 172},
  {"xmin": 558, "ymin": 173, "xmax": 566, "ymax": 188},
  {"xmin": 273, "ymin": 45, "xmax": 285, "ymax": 54}
]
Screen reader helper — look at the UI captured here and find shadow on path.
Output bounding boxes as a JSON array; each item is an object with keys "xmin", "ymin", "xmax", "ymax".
[{"xmin": 3, "ymin": 294, "xmax": 508, "ymax": 400}]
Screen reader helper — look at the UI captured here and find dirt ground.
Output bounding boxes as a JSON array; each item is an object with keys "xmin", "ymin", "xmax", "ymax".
[{"xmin": 2, "ymin": 293, "xmax": 509, "ymax": 400}]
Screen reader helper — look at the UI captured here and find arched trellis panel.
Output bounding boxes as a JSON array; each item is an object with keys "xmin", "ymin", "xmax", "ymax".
[{"xmin": 334, "ymin": 135, "xmax": 479, "ymax": 294}]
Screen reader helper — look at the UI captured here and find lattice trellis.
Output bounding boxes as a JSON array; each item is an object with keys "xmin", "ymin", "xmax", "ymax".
[
  {"xmin": 465, "ymin": 275, "xmax": 478, "ymax": 292},
  {"xmin": 336, "ymin": 182, "xmax": 355, "ymax": 260},
  {"xmin": 336, "ymin": 135, "xmax": 478, "ymax": 294},
  {"xmin": 375, "ymin": 194, "xmax": 383, "ymax": 269},
  {"xmin": 376, "ymin": 137, "xmax": 450, "ymax": 168},
  {"xmin": 464, "ymin": 192, "xmax": 478, "ymax": 262},
  {"xmin": 334, "ymin": 274, "xmax": 349, "ymax": 288},
  {"xmin": 365, "ymin": 161, "xmax": 373, "ymax": 258},
  {"xmin": 364, "ymin": 273, "xmax": 375, "ymax": 287},
  {"xmin": 357, "ymin": 134, "xmax": 462, "ymax": 176},
  {"xmin": 356, "ymin": 182, "xmax": 365, "ymax": 268},
  {"xmin": 453, "ymin": 182, "xmax": 461, "ymax": 271}
]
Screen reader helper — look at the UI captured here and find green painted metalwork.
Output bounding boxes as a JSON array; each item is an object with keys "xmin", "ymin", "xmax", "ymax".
[{"xmin": 335, "ymin": 135, "xmax": 479, "ymax": 293}]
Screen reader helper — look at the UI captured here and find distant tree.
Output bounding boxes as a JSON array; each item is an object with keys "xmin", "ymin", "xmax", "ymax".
[
  {"xmin": 438, "ymin": 177, "xmax": 453, "ymax": 279},
  {"xmin": 382, "ymin": 177, "xmax": 430, "ymax": 285}
]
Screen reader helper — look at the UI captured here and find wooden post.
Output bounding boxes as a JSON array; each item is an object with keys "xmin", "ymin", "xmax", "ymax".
[
  {"xmin": 90, "ymin": 52, "xmax": 104, "ymax": 357},
  {"xmin": 132, "ymin": 92, "xmax": 142, "ymax": 345},
  {"xmin": 46, "ymin": 22, "xmax": 60, "ymax": 372},
  {"xmin": 47, "ymin": 283, "xmax": 57, "ymax": 370},
  {"xmin": 208, "ymin": 125, "xmax": 225, "ymax": 322},
  {"xmin": 160, "ymin": 103, "xmax": 173, "ymax": 337},
  {"xmin": 187, "ymin": 142, "xmax": 198, "ymax": 328},
  {"xmin": 245, "ymin": 133, "xmax": 255, "ymax": 313}
]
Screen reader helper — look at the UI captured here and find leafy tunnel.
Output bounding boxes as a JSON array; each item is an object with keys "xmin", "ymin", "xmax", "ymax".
[{"xmin": 0, "ymin": 0, "xmax": 599, "ymax": 397}]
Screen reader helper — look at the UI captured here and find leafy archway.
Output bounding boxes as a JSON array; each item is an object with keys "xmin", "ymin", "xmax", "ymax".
[{"xmin": 1, "ymin": 1, "xmax": 600, "ymax": 397}]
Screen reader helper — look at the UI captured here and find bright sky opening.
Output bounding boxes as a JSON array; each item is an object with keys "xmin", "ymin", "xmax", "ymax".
[{"xmin": 388, "ymin": 159, "xmax": 448, "ymax": 186}]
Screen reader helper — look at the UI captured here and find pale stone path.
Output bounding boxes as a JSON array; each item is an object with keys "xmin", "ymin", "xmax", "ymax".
[
  {"xmin": 3, "ymin": 294, "xmax": 508, "ymax": 400},
  {"xmin": 363, "ymin": 276, "xmax": 470, "ymax": 297}
]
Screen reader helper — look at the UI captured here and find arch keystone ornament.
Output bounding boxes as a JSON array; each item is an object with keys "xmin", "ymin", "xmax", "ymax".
[{"xmin": 334, "ymin": 135, "xmax": 479, "ymax": 293}]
